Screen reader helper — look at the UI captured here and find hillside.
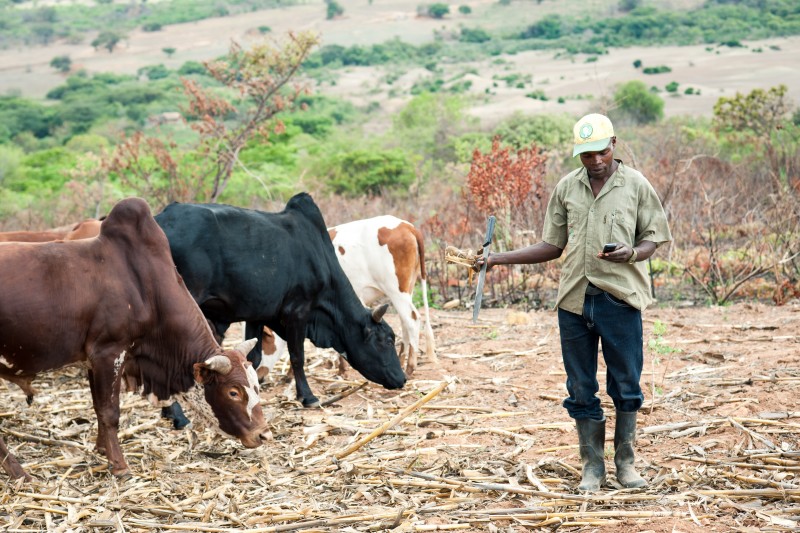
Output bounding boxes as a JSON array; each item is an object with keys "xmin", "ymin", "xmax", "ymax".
[{"xmin": 1, "ymin": 0, "xmax": 798, "ymax": 122}]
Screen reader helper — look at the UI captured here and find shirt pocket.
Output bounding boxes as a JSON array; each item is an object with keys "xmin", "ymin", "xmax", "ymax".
[
  {"xmin": 567, "ymin": 205, "xmax": 588, "ymax": 244},
  {"xmin": 605, "ymin": 208, "xmax": 632, "ymax": 245}
]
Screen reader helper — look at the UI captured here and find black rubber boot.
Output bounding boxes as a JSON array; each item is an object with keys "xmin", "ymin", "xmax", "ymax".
[
  {"xmin": 575, "ymin": 417, "xmax": 606, "ymax": 492},
  {"xmin": 614, "ymin": 410, "xmax": 646, "ymax": 488}
]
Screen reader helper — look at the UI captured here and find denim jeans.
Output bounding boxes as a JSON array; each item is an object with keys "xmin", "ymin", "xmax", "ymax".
[{"xmin": 558, "ymin": 290, "xmax": 644, "ymax": 420}]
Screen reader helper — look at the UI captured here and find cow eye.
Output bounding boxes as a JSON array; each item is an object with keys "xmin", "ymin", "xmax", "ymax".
[{"xmin": 229, "ymin": 389, "xmax": 240, "ymax": 399}]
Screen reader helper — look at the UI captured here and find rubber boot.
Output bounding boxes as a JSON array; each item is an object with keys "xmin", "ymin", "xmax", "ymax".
[
  {"xmin": 575, "ymin": 417, "xmax": 606, "ymax": 492},
  {"xmin": 614, "ymin": 410, "xmax": 646, "ymax": 488}
]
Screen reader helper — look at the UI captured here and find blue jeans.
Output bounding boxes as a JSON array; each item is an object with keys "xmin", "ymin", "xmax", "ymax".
[{"xmin": 558, "ymin": 291, "xmax": 644, "ymax": 420}]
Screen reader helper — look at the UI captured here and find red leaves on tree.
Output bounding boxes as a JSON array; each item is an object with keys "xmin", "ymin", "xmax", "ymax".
[{"xmin": 465, "ymin": 136, "xmax": 547, "ymax": 218}]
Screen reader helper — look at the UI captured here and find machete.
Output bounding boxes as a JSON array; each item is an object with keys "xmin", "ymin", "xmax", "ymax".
[{"xmin": 472, "ymin": 215, "xmax": 496, "ymax": 323}]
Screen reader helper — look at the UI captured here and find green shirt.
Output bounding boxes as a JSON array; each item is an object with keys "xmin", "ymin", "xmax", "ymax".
[{"xmin": 541, "ymin": 161, "xmax": 672, "ymax": 314}]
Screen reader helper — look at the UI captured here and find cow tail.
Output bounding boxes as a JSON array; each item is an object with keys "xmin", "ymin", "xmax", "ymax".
[{"xmin": 413, "ymin": 226, "xmax": 437, "ymax": 361}]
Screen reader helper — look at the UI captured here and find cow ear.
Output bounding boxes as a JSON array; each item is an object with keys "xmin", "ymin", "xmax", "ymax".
[
  {"xmin": 371, "ymin": 303, "xmax": 389, "ymax": 323},
  {"xmin": 234, "ymin": 338, "xmax": 258, "ymax": 356}
]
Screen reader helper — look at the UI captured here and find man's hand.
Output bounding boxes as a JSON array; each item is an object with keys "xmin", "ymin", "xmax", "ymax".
[
  {"xmin": 598, "ymin": 244, "xmax": 634, "ymax": 263},
  {"xmin": 472, "ymin": 251, "xmax": 492, "ymax": 272}
]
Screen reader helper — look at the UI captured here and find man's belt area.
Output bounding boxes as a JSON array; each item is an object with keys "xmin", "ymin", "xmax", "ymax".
[{"xmin": 586, "ymin": 282, "xmax": 604, "ymax": 296}]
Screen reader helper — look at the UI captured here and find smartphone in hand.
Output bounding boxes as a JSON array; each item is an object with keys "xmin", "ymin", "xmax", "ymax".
[{"xmin": 602, "ymin": 242, "xmax": 618, "ymax": 254}]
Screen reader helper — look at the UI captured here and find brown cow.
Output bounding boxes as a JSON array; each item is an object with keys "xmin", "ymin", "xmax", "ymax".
[
  {"xmin": 0, "ymin": 218, "xmax": 102, "ymax": 243},
  {"xmin": 0, "ymin": 198, "xmax": 268, "ymax": 480}
]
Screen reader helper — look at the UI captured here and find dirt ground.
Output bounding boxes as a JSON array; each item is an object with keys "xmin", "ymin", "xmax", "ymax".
[{"xmin": 2, "ymin": 300, "xmax": 799, "ymax": 531}]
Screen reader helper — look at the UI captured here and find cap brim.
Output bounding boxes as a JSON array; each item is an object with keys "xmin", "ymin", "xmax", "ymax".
[{"xmin": 572, "ymin": 138, "xmax": 611, "ymax": 157}]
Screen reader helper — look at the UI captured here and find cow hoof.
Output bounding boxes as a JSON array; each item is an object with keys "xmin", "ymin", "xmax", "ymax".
[
  {"xmin": 112, "ymin": 469, "xmax": 132, "ymax": 480},
  {"xmin": 302, "ymin": 399, "xmax": 321, "ymax": 408}
]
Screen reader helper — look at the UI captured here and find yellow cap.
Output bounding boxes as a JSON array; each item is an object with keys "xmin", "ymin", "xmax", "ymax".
[{"xmin": 572, "ymin": 113, "xmax": 614, "ymax": 157}]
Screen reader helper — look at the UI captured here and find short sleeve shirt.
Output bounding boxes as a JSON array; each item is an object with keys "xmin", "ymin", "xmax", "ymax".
[{"xmin": 541, "ymin": 161, "xmax": 672, "ymax": 314}]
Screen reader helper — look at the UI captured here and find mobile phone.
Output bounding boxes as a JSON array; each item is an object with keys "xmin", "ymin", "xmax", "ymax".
[{"xmin": 602, "ymin": 242, "xmax": 618, "ymax": 254}]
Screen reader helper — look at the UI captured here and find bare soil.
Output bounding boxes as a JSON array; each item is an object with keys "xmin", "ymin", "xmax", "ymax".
[{"xmin": 2, "ymin": 300, "xmax": 799, "ymax": 531}]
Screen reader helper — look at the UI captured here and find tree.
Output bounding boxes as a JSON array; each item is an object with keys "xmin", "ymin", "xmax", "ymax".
[
  {"xmin": 91, "ymin": 31, "xmax": 124, "ymax": 53},
  {"xmin": 50, "ymin": 55, "xmax": 72, "ymax": 73},
  {"xmin": 326, "ymin": 0, "xmax": 344, "ymax": 19},
  {"xmin": 619, "ymin": 0, "xmax": 641, "ymax": 12},
  {"xmin": 611, "ymin": 80, "xmax": 664, "ymax": 125},
  {"xmin": 428, "ymin": 3, "xmax": 450, "ymax": 19},
  {"xmin": 106, "ymin": 32, "xmax": 319, "ymax": 207},
  {"xmin": 713, "ymin": 84, "xmax": 792, "ymax": 139}
]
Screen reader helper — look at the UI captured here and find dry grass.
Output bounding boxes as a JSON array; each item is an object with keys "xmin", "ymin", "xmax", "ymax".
[{"xmin": 3, "ymin": 303, "xmax": 800, "ymax": 531}]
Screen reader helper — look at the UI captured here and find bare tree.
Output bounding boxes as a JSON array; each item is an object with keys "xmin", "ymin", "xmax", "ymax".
[{"xmin": 107, "ymin": 31, "xmax": 319, "ymax": 208}]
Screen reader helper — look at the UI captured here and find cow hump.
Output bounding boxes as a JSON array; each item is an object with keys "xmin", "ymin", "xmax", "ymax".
[
  {"xmin": 285, "ymin": 192, "xmax": 328, "ymax": 235},
  {"xmin": 101, "ymin": 197, "xmax": 160, "ymax": 243}
]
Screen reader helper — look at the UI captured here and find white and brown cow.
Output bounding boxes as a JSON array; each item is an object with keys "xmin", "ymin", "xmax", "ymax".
[{"xmin": 329, "ymin": 215, "xmax": 436, "ymax": 375}]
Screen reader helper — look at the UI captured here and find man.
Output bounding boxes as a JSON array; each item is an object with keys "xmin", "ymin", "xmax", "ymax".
[{"xmin": 473, "ymin": 113, "xmax": 671, "ymax": 491}]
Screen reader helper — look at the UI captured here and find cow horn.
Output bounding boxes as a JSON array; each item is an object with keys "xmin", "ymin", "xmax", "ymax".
[
  {"xmin": 371, "ymin": 303, "xmax": 389, "ymax": 323},
  {"xmin": 203, "ymin": 355, "xmax": 232, "ymax": 375},
  {"xmin": 234, "ymin": 337, "xmax": 258, "ymax": 355}
]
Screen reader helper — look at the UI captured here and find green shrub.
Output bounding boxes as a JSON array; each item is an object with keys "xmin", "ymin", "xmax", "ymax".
[
  {"xmin": 611, "ymin": 80, "xmax": 664, "ymax": 124},
  {"xmin": 460, "ymin": 27, "xmax": 491, "ymax": 43},
  {"xmin": 427, "ymin": 3, "xmax": 450, "ymax": 19},
  {"xmin": 642, "ymin": 65, "xmax": 671, "ymax": 74},
  {"xmin": 321, "ymin": 149, "xmax": 416, "ymax": 196},
  {"xmin": 492, "ymin": 112, "xmax": 573, "ymax": 150},
  {"xmin": 326, "ymin": 0, "xmax": 344, "ymax": 19},
  {"xmin": 142, "ymin": 22, "xmax": 163, "ymax": 32},
  {"xmin": 138, "ymin": 64, "xmax": 171, "ymax": 81},
  {"xmin": 177, "ymin": 61, "xmax": 208, "ymax": 76},
  {"xmin": 520, "ymin": 14, "xmax": 562, "ymax": 39},
  {"xmin": 665, "ymin": 81, "xmax": 679, "ymax": 93},
  {"xmin": 50, "ymin": 55, "xmax": 72, "ymax": 73},
  {"xmin": 458, "ymin": 5, "xmax": 471, "ymax": 14}
]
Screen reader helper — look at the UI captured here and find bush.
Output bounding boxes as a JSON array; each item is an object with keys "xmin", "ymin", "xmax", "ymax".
[
  {"xmin": 521, "ymin": 14, "xmax": 563, "ymax": 39},
  {"xmin": 50, "ymin": 55, "xmax": 72, "ymax": 73},
  {"xmin": 137, "ymin": 64, "xmax": 171, "ymax": 81},
  {"xmin": 427, "ymin": 3, "xmax": 450, "ymax": 19},
  {"xmin": 321, "ymin": 149, "xmax": 416, "ymax": 196},
  {"xmin": 458, "ymin": 5, "xmax": 471, "ymax": 14},
  {"xmin": 142, "ymin": 22, "xmax": 163, "ymax": 32},
  {"xmin": 665, "ymin": 81, "xmax": 680, "ymax": 93},
  {"xmin": 326, "ymin": 0, "xmax": 344, "ymax": 19},
  {"xmin": 492, "ymin": 113, "xmax": 574, "ymax": 150},
  {"xmin": 611, "ymin": 80, "xmax": 664, "ymax": 124},
  {"xmin": 460, "ymin": 27, "xmax": 491, "ymax": 43},
  {"xmin": 177, "ymin": 61, "xmax": 207, "ymax": 76},
  {"xmin": 642, "ymin": 65, "xmax": 671, "ymax": 74}
]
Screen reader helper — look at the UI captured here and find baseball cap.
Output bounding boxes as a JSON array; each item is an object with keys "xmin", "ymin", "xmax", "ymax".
[{"xmin": 572, "ymin": 113, "xmax": 614, "ymax": 157}]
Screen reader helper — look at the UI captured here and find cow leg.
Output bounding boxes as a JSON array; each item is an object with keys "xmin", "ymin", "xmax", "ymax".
[
  {"xmin": 87, "ymin": 366, "xmax": 129, "ymax": 477},
  {"xmin": 0, "ymin": 436, "xmax": 31, "ymax": 480},
  {"xmin": 244, "ymin": 322, "xmax": 264, "ymax": 370},
  {"xmin": 161, "ymin": 402, "xmax": 191, "ymax": 430},
  {"xmin": 394, "ymin": 294, "xmax": 422, "ymax": 376},
  {"xmin": 336, "ymin": 354, "xmax": 349, "ymax": 377},
  {"xmin": 286, "ymin": 326, "xmax": 319, "ymax": 408}
]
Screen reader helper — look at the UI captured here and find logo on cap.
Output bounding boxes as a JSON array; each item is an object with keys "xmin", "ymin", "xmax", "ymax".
[{"xmin": 579, "ymin": 123, "xmax": 593, "ymax": 139}]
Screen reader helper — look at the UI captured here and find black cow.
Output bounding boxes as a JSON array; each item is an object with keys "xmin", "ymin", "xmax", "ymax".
[{"xmin": 154, "ymin": 192, "xmax": 407, "ymax": 409}]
